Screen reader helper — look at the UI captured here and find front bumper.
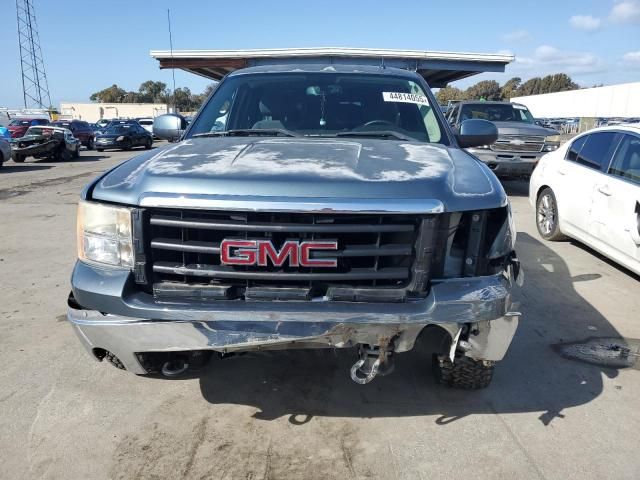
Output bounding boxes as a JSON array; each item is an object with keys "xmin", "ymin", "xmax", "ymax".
[
  {"xmin": 468, "ymin": 148, "xmax": 545, "ymax": 177},
  {"xmin": 95, "ymin": 140, "xmax": 125, "ymax": 149},
  {"xmin": 68, "ymin": 259, "xmax": 522, "ymax": 374}
]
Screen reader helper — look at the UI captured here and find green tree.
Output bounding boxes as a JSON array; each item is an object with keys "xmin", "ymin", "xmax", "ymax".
[
  {"xmin": 138, "ymin": 80, "xmax": 169, "ymax": 103},
  {"xmin": 172, "ymin": 87, "xmax": 197, "ymax": 111},
  {"xmin": 516, "ymin": 73, "xmax": 578, "ymax": 96},
  {"xmin": 464, "ymin": 80, "xmax": 502, "ymax": 101},
  {"xmin": 436, "ymin": 86, "xmax": 465, "ymax": 104},
  {"xmin": 500, "ymin": 77, "xmax": 522, "ymax": 99},
  {"xmin": 89, "ymin": 84, "xmax": 129, "ymax": 103}
]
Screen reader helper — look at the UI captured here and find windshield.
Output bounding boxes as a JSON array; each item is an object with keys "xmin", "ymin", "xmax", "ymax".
[
  {"xmin": 105, "ymin": 125, "xmax": 132, "ymax": 134},
  {"xmin": 459, "ymin": 103, "xmax": 535, "ymax": 123},
  {"xmin": 188, "ymin": 73, "xmax": 446, "ymax": 144},
  {"xmin": 25, "ymin": 127, "xmax": 50, "ymax": 136},
  {"xmin": 138, "ymin": 119, "xmax": 153, "ymax": 125},
  {"xmin": 10, "ymin": 119, "xmax": 31, "ymax": 126},
  {"xmin": 25, "ymin": 127, "xmax": 63, "ymax": 137}
]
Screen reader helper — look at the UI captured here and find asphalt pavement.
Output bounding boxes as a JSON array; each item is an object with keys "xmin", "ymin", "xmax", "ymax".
[{"xmin": 0, "ymin": 144, "xmax": 639, "ymax": 479}]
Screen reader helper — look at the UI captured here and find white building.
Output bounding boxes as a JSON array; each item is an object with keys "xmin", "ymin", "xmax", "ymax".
[
  {"xmin": 58, "ymin": 103, "xmax": 169, "ymax": 122},
  {"xmin": 511, "ymin": 82, "xmax": 640, "ymax": 119}
]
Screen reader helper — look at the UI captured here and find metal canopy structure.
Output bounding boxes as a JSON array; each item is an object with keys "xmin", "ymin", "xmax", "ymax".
[{"xmin": 149, "ymin": 47, "xmax": 514, "ymax": 88}]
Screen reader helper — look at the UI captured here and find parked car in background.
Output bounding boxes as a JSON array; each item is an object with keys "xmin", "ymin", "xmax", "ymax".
[
  {"xmin": 51, "ymin": 120, "xmax": 96, "ymax": 150},
  {"xmin": 0, "ymin": 125, "xmax": 10, "ymax": 139},
  {"xmin": 136, "ymin": 118, "xmax": 155, "ymax": 137},
  {"xmin": 10, "ymin": 125, "xmax": 80, "ymax": 162},
  {"xmin": 530, "ymin": 125, "xmax": 640, "ymax": 275},
  {"xmin": 96, "ymin": 119, "xmax": 111, "ymax": 129},
  {"xmin": 0, "ymin": 137, "xmax": 11, "ymax": 168},
  {"xmin": 95, "ymin": 122, "xmax": 153, "ymax": 151},
  {"xmin": 7, "ymin": 117, "xmax": 49, "ymax": 138},
  {"xmin": 447, "ymin": 101, "xmax": 559, "ymax": 178}
]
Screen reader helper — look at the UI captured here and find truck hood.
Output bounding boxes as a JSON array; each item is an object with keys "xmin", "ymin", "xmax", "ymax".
[
  {"xmin": 492, "ymin": 121, "xmax": 558, "ymax": 136},
  {"xmin": 90, "ymin": 137, "xmax": 506, "ymax": 212}
]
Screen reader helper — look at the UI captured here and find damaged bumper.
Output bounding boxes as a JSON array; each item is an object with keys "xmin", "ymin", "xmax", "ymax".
[{"xmin": 68, "ymin": 259, "xmax": 522, "ymax": 375}]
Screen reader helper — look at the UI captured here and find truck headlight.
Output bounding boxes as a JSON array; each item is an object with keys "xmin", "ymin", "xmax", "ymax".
[
  {"xmin": 542, "ymin": 135, "xmax": 561, "ymax": 152},
  {"xmin": 77, "ymin": 201, "xmax": 133, "ymax": 268},
  {"xmin": 116, "ymin": 135, "xmax": 125, "ymax": 141},
  {"xmin": 488, "ymin": 203, "xmax": 516, "ymax": 260}
]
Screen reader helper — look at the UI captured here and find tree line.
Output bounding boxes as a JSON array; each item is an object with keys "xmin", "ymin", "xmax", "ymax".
[
  {"xmin": 91, "ymin": 73, "xmax": 581, "ymax": 111},
  {"xmin": 435, "ymin": 73, "xmax": 579, "ymax": 104},
  {"xmin": 89, "ymin": 81, "xmax": 216, "ymax": 112}
]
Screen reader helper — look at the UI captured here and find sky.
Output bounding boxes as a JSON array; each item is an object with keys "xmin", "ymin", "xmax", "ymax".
[{"xmin": 2, "ymin": 0, "xmax": 639, "ymax": 108}]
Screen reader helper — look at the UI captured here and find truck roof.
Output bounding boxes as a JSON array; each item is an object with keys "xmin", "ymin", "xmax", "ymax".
[
  {"xmin": 227, "ymin": 63, "xmax": 420, "ymax": 79},
  {"xmin": 150, "ymin": 47, "xmax": 514, "ymax": 88}
]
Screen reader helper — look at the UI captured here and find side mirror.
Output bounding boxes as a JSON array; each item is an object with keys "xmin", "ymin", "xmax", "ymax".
[
  {"xmin": 455, "ymin": 119, "xmax": 498, "ymax": 148},
  {"xmin": 153, "ymin": 114, "xmax": 186, "ymax": 142}
]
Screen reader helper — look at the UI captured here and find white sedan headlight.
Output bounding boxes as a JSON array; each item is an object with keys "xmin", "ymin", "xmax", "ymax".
[{"xmin": 77, "ymin": 201, "xmax": 133, "ymax": 268}]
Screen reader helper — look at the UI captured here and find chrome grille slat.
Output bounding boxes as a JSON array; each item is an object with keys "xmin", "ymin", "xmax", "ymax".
[
  {"xmin": 153, "ymin": 262, "xmax": 409, "ymax": 281},
  {"xmin": 490, "ymin": 135, "xmax": 545, "ymax": 153},
  {"xmin": 150, "ymin": 238, "xmax": 412, "ymax": 257},
  {"xmin": 150, "ymin": 216, "xmax": 414, "ymax": 233}
]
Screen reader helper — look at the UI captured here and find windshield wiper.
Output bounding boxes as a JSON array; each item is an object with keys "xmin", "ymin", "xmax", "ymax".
[
  {"xmin": 193, "ymin": 128, "xmax": 300, "ymax": 138},
  {"xmin": 334, "ymin": 131, "xmax": 415, "ymax": 141}
]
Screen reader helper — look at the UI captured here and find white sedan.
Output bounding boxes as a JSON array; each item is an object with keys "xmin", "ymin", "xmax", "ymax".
[{"xmin": 529, "ymin": 125, "xmax": 640, "ymax": 276}]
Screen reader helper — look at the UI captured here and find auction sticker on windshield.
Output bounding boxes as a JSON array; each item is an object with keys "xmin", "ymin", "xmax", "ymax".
[{"xmin": 383, "ymin": 92, "xmax": 430, "ymax": 105}]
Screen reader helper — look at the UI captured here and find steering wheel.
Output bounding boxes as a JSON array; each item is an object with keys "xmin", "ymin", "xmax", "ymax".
[{"xmin": 363, "ymin": 120, "xmax": 396, "ymax": 127}]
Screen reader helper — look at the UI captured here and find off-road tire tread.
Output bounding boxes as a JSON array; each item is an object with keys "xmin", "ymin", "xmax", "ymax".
[
  {"xmin": 434, "ymin": 355, "xmax": 494, "ymax": 389},
  {"xmin": 105, "ymin": 351, "xmax": 126, "ymax": 370}
]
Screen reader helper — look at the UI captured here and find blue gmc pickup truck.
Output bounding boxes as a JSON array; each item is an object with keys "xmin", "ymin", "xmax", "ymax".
[{"xmin": 68, "ymin": 61, "xmax": 522, "ymax": 389}]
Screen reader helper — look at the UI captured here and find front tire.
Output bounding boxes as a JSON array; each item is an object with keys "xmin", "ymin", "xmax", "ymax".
[
  {"xmin": 536, "ymin": 187, "xmax": 566, "ymax": 241},
  {"xmin": 433, "ymin": 355, "xmax": 495, "ymax": 389},
  {"xmin": 144, "ymin": 138, "xmax": 152, "ymax": 149},
  {"xmin": 12, "ymin": 153, "xmax": 25, "ymax": 163},
  {"xmin": 96, "ymin": 148, "xmax": 104, "ymax": 152},
  {"xmin": 87, "ymin": 138, "xmax": 95, "ymax": 150}
]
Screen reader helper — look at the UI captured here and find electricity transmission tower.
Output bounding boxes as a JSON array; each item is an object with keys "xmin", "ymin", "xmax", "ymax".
[{"xmin": 15, "ymin": 0, "xmax": 52, "ymax": 109}]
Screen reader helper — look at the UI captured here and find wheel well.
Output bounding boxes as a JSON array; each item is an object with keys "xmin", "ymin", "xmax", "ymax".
[
  {"xmin": 416, "ymin": 324, "xmax": 455, "ymax": 353},
  {"xmin": 92, "ymin": 348, "xmax": 107, "ymax": 361},
  {"xmin": 536, "ymin": 185, "xmax": 551, "ymax": 202}
]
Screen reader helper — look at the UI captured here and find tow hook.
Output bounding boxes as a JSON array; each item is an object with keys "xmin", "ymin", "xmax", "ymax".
[
  {"xmin": 161, "ymin": 354, "xmax": 190, "ymax": 377},
  {"xmin": 350, "ymin": 342, "xmax": 395, "ymax": 385}
]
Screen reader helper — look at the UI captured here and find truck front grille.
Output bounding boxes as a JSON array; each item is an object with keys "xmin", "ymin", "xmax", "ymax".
[
  {"xmin": 140, "ymin": 209, "xmax": 435, "ymax": 301},
  {"xmin": 490, "ymin": 135, "xmax": 545, "ymax": 153}
]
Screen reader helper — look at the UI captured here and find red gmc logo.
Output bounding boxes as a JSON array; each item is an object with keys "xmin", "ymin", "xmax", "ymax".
[{"xmin": 220, "ymin": 239, "xmax": 338, "ymax": 268}]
